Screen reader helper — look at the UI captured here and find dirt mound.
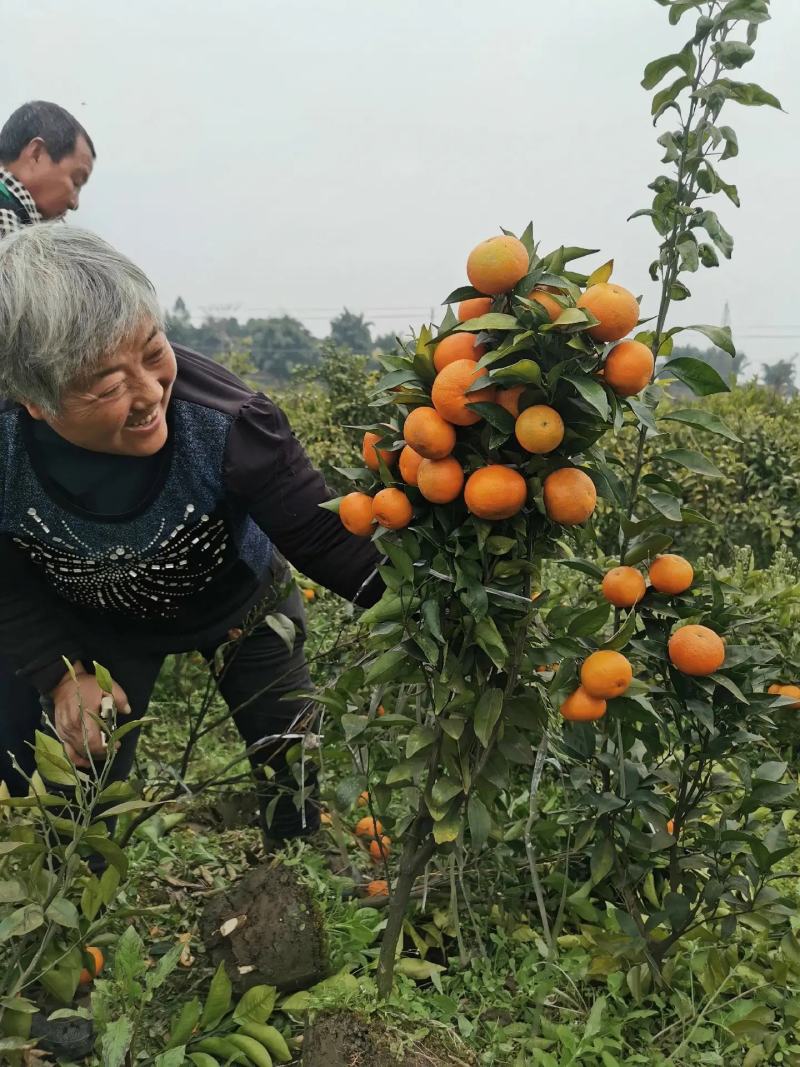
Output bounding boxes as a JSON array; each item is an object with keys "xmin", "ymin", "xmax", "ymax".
[
  {"xmin": 201, "ymin": 862, "xmax": 328, "ymax": 993},
  {"xmin": 302, "ymin": 1011, "xmax": 475, "ymax": 1067}
]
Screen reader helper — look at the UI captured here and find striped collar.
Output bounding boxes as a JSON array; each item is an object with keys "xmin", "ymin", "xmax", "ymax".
[{"xmin": 0, "ymin": 167, "xmax": 41, "ymax": 225}]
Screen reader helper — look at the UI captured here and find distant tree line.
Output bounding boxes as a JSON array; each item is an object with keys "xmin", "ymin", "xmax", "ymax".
[{"xmin": 165, "ymin": 298, "xmax": 396, "ymax": 383}]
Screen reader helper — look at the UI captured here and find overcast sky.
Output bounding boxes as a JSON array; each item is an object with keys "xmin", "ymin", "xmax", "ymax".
[{"xmin": 5, "ymin": 0, "xmax": 798, "ymax": 368}]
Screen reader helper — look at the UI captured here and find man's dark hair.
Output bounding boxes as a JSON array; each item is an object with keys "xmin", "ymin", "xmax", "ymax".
[{"xmin": 0, "ymin": 101, "xmax": 95, "ymax": 165}]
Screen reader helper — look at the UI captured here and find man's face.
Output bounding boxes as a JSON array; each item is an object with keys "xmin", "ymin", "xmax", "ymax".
[
  {"xmin": 20, "ymin": 134, "xmax": 94, "ymax": 220},
  {"xmin": 25, "ymin": 322, "xmax": 178, "ymax": 458}
]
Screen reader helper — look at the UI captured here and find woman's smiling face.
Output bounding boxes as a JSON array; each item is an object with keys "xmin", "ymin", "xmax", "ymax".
[{"xmin": 24, "ymin": 321, "xmax": 178, "ymax": 456}]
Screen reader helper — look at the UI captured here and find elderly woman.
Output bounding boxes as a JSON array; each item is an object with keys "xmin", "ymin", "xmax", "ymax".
[{"xmin": 0, "ymin": 225, "xmax": 381, "ymax": 841}]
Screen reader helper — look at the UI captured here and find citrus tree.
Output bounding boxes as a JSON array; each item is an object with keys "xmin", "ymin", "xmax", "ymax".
[{"xmin": 316, "ymin": 0, "xmax": 793, "ymax": 999}]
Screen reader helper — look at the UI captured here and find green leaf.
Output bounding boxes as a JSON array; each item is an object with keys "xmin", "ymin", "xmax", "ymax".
[
  {"xmin": 101, "ymin": 1017, "xmax": 134, "ymax": 1067},
  {"xmin": 200, "ymin": 962, "xmax": 232, "ymax": 1030},
  {"xmin": 155, "ymin": 1049, "xmax": 187, "ymax": 1067},
  {"xmin": 642, "ymin": 50, "xmax": 693, "ymax": 89},
  {"xmin": 34, "ymin": 731, "xmax": 76, "ymax": 786},
  {"xmin": 455, "ymin": 313, "xmax": 519, "ymax": 332},
  {"xmin": 263, "ymin": 612, "xmax": 296, "ymax": 653},
  {"xmin": 148, "ymin": 942, "xmax": 185, "ymax": 991},
  {"xmin": 567, "ymin": 602, "xmax": 611, "ymax": 637},
  {"xmin": 671, "ymin": 323, "xmax": 736, "ymax": 357},
  {"xmin": 0, "ymin": 904, "xmax": 44, "ymax": 942},
  {"xmin": 474, "ymin": 688, "xmax": 503, "ymax": 748},
  {"xmin": 466, "ymin": 402, "xmax": 515, "ymax": 434},
  {"xmin": 45, "ymin": 897, "xmax": 79, "ymax": 929},
  {"xmin": 660, "ymin": 448, "xmax": 723, "ymax": 478},
  {"xmin": 659, "ymin": 357, "xmax": 730, "ymax": 396},
  {"xmin": 441, "ymin": 285, "xmax": 484, "ymax": 305},
  {"xmin": 381, "ymin": 541, "xmax": 414, "ymax": 583},
  {"xmin": 432, "ymin": 810, "xmax": 463, "ymax": 845},
  {"xmin": 712, "ymin": 40, "xmax": 755, "ymax": 69},
  {"xmin": 490, "ymin": 359, "xmax": 542, "ymax": 386},
  {"xmin": 364, "ymin": 649, "xmax": 408, "ymax": 684},
  {"xmin": 651, "ymin": 74, "xmax": 691, "ymax": 116},
  {"xmin": 431, "ymin": 776, "xmax": 463, "ymax": 808},
  {"xmin": 662, "ymin": 408, "xmax": 740, "ymax": 441},
  {"xmin": 647, "ymin": 491, "xmax": 683, "ymax": 522},
  {"xmin": 564, "ymin": 373, "xmax": 609, "ymax": 420},
  {"xmin": 699, "ymin": 78, "xmax": 782, "ymax": 110},
  {"xmin": 340, "ymin": 714, "xmax": 368, "ymax": 742},
  {"xmin": 167, "ymin": 999, "xmax": 202, "ymax": 1050},
  {"xmin": 93, "ymin": 661, "xmax": 114, "ymax": 693},
  {"xmin": 474, "ymin": 617, "xmax": 509, "ymax": 669},
  {"xmin": 623, "ymin": 533, "xmax": 674, "ymax": 566},
  {"xmin": 467, "ymin": 795, "xmax": 492, "ymax": 850},
  {"xmin": 233, "ymin": 985, "xmax": 277, "ymax": 1026},
  {"xmin": 0, "ymin": 880, "xmax": 26, "ymax": 904},
  {"xmin": 406, "ymin": 726, "xmax": 436, "ymax": 759}
]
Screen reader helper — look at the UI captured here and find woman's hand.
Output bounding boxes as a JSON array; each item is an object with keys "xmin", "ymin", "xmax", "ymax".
[{"xmin": 50, "ymin": 662, "xmax": 131, "ymax": 768}]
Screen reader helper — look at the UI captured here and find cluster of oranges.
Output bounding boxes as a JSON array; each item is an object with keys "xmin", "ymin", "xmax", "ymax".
[
  {"xmin": 562, "ymin": 552, "xmax": 727, "ymax": 721},
  {"xmin": 768, "ymin": 683, "xmax": 800, "ymax": 709},
  {"xmin": 339, "ymin": 232, "xmax": 655, "ymax": 539},
  {"xmin": 354, "ymin": 811, "xmax": 391, "ymax": 863}
]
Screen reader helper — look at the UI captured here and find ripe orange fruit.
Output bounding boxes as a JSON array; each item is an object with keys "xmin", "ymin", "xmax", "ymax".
[
  {"xmin": 458, "ymin": 296, "xmax": 492, "ymax": 321},
  {"xmin": 369, "ymin": 835, "xmax": 391, "ymax": 862},
  {"xmin": 666, "ymin": 819, "xmax": 675, "ymax": 836},
  {"xmin": 496, "ymin": 385, "xmax": 525, "ymax": 419},
  {"xmin": 577, "ymin": 282, "xmax": 639, "ymax": 342},
  {"xmin": 78, "ymin": 946, "xmax": 104, "ymax": 985},
  {"xmin": 603, "ymin": 339, "xmax": 654, "ymax": 396},
  {"xmin": 431, "ymin": 359, "xmax": 497, "ymax": 426},
  {"xmin": 649, "ymin": 554, "xmax": 694, "ymax": 595},
  {"xmin": 372, "ymin": 488, "xmax": 413, "ymax": 530},
  {"xmin": 366, "ymin": 879, "xmax": 389, "ymax": 896},
  {"xmin": 417, "ymin": 456, "xmax": 465, "ymax": 504},
  {"xmin": 543, "ymin": 468, "xmax": 597, "ymax": 526},
  {"xmin": 601, "ymin": 566, "xmax": 646, "ymax": 608},
  {"xmin": 528, "ymin": 289, "xmax": 562, "ymax": 322},
  {"xmin": 303, "ymin": 588, "xmax": 315, "ymax": 601},
  {"xmin": 376, "ymin": 704, "xmax": 386, "ymax": 717},
  {"xmin": 775, "ymin": 684, "xmax": 800, "ymax": 708},
  {"xmin": 355, "ymin": 816, "xmax": 383, "ymax": 838},
  {"xmin": 403, "ymin": 406, "xmax": 457, "ymax": 459},
  {"xmin": 339, "ymin": 492, "xmax": 376, "ymax": 537},
  {"xmin": 464, "ymin": 465, "xmax": 528, "ymax": 520},
  {"xmin": 515, "ymin": 405, "xmax": 565, "ymax": 454},
  {"xmin": 467, "ymin": 235, "xmax": 530, "ymax": 295},
  {"xmin": 357, "ymin": 790, "xmax": 370, "ymax": 808},
  {"xmin": 362, "ymin": 431, "xmax": 396, "ymax": 471},
  {"xmin": 560, "ymin": 687, "xmax": 607, "ymax": 722},
  {"xmin": 668, "ymin": 625, "xmax": 725, "ymax": 676},
  {"xmin": 768, "ymin": 683, "xmax": 782, "ymax": 696},
  {"xmin": 580, "ymin": 650, "xmax": 633, "ymax": 699},
  {"xmin": 433, "ymin": 332, "xmax": 487, "ymax": 373},
  {"xmin": 399, "ymin": 445, "xmax": 423, "ymax": 487}
]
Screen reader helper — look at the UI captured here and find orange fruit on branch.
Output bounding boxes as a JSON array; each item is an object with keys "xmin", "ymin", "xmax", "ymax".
[
  {"xmin": 355, "ymin": 816, "xmax": 384, "ymax": 838},
  {"xmin": 771, "ymin": 684, "xmax": 800, "ymax": 708},
  {"xmin": 417, "ymin": 456, "xmax": 465, "ymax": 504},
  {"xmin": 496, "ymin": 385, "xmax": 525, "ymax": 419},
  {"xmin": 339, "ymin": 492, "xmax": 376, "ymax": 537},
  {"xmin": 362, "ymin": 430, "xmax": 397, "ymax": 472},
  {"xmin": 466, "ymin": 234, "xmax": 530, "ymax": 295},
  {"xmin": 601, "ymin": 566, "xmax": 646, "ymax": 608},
  {"xmin": 580, "ymin": 650, "xmax": 633, "ymax": 699},
  {"xmin": 399, "ymin": 445, "xmax": 423, "ymax": 486},
  {"xmin": 668, "ymin": 624, "xmax": 725, "ymax": 676},
  {"xmin": 577, "ymin": 282, "xmax": 639, "ymax": 342},
  {"xmin": 528, "ymin": 289, "xmax": 563, "ymax": 322},
  {"xmin": 458, "ymin": 296, "xmax": 492, "ymax": 321},
  {"xmin": 369, "ymin": 835, "xmax": 392, "ymax": 862},
  {"xmin": 666, "ymin": 819, "xmax": 675, "ymax": 836},
  {"xmin": 79, "ymin": 946, "xmax": 104, "ymax": 985},
  {"xmin": 543, "ymin": 467, "xmax": 597, "ymax": 526},
  {"xmin": 464, "ymin": 465, "xmax": 527, "ymax": 520},
  {"xmin": 403, "ymin": 406, "xmax": 457, "ymax": 459},
  {"xmin": 560, "ymin": 687, "xmax": 607, "ymax": 722},
  {"xmin": 303, "ymin": 588, "xmax": 315, "ymax": 601},
  {"xmin": 357, "ymin": 790, "xmax": 370, "ymax": 808},
  {"xmin": 433, "ymin": 332, "xmax": 487, "ymax": 373},
  {"xmin": 376, "ymin": 704, "xmax": 386, "ymax": 716},
  {"xmin": 431, "ymin": 359, "xmax": 497, "ymax": 426},
  {"xmin": 603, "ymin": 339, "xmax": 654, "ymax": 396},
  {"xmin": 372, "ymin": 488, "xmax": 413, "ymax": 530},
  {"xmin": 649, "ymin": 554, "xmax": 694, "ymax": 595},
  {"xmin": 366, "ymin": 879, "xmax": 389, "ymax": 896},
  {"xmin": 514, "ymin": 405, "xmax": 565, "ymax": 454}
]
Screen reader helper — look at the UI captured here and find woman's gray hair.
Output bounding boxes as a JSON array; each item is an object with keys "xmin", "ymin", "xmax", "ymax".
[{"xmin": 0, "ymin": 225, "xmax": 163, "ymax": 413}]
